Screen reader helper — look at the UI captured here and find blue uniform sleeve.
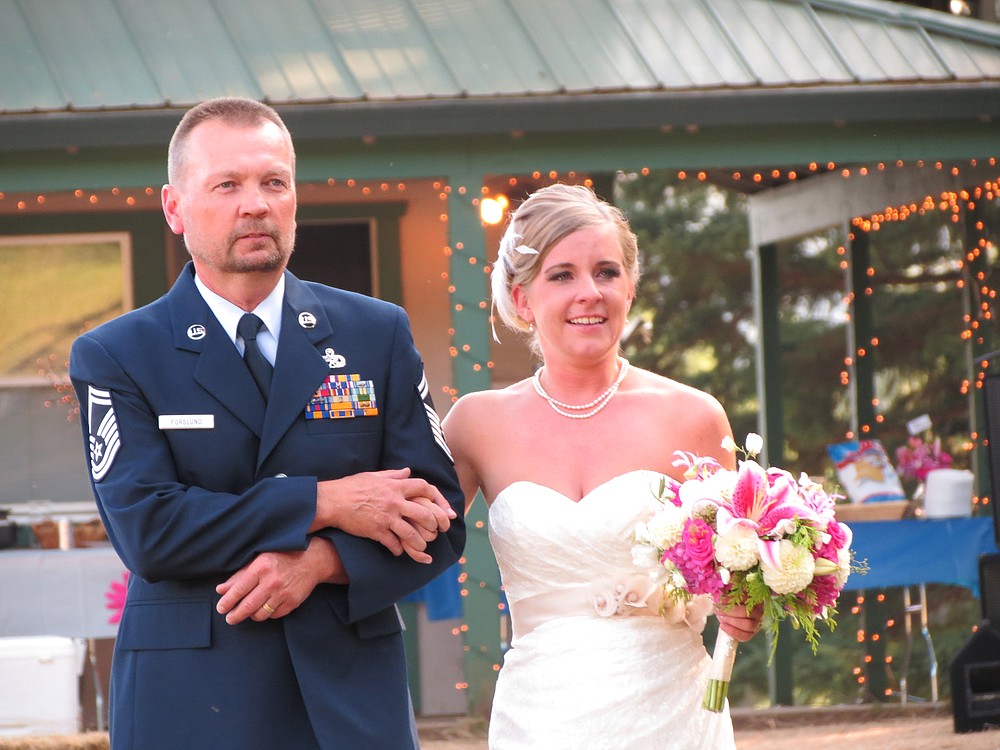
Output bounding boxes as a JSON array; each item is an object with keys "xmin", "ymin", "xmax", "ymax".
[
  {"xmin": 325, "ymin": 308, "xmax": 466, "ymax": 622},
  {"xmin": 70, "ymin": 334, "xmax": 316, "ymax": 582}
]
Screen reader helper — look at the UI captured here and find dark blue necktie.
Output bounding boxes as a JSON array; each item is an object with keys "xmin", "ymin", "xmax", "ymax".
[{"xmin": 237, "ymin": 313, "xmax": 272, "ymax": 400}]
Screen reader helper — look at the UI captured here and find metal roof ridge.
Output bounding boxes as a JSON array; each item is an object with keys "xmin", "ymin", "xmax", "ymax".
[{"xmin": 804, "ymin": 0, "xmax": 1000, "ymax": 45}]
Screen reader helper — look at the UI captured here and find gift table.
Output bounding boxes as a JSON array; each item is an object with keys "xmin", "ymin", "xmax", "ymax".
[
  {"xmin": 844, "ymin": 516, "xmax": 998, "ymax": 703},
  {"xmin": 845, "ymin": 516, "xmax": 997, "ymax": 594}
]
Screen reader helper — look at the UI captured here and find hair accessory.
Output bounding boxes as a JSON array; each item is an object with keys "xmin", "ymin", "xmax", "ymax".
[
  {"xmin": 492, "ymin": 221, "xmax": 539, "ymax": 343},
  {"xmin": 498, "ymin": 223, "xmax": 539, "ymax": 262}
]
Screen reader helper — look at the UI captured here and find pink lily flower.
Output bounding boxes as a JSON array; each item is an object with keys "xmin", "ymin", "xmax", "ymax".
[{"xmin": 717, "ymin": 460, "xmax": 818, "ymax": 570}]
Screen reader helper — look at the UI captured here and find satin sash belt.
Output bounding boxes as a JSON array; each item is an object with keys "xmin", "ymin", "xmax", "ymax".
[{"xmin": 509, "ymin": 575, "xmax": 712, "ymax": 641}]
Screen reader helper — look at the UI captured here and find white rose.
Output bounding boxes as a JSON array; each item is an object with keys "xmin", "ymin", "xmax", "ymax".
[
  {"xmin": 714, "ymin": 524, "xmax": 759, "ymax": 571},
  {"xmin": 761, "ymin": 539, "xmax": 815, "ymax": 595}
]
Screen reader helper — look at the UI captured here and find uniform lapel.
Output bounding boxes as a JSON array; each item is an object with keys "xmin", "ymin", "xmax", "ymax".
[
  {"xmin": 167, "ymin": 264, "xmax": 267, "ymax": 436},
  {"xmin": 257, "ymin": 273, "xmax": 333, "ymax": 466}
]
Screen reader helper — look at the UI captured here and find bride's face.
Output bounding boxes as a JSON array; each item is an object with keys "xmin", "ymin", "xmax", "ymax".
[{"xmin": 513, "ymin": 223, "xmax": 634, "ymax": 364}]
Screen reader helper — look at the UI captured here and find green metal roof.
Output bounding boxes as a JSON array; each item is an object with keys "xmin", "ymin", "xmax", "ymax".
[
  {"xmin": 2, "ymin": 0, "xmax": 999, "ymax": 114},
  {"xmin": 1, "ymin": 0, "xmax": 998, "ymax": 190}
]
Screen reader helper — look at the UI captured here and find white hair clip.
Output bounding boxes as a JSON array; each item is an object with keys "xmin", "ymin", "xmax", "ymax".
[
  {"xmin": 491, "ymin": 222, "xmax": 538, "ymax": 344},
  {"xmin": 498, "ymin": 224, "xmax": 538, "ymax": 261}
]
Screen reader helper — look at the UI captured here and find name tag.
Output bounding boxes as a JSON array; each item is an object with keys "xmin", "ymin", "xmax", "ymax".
[{"xmin": 158, "ymin": 414, "xmax": 215, "ymax": 430}]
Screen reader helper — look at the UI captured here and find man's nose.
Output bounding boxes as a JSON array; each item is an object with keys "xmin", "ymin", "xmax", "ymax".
[{"xmin": 240, "ymin": 187, "xmax": 270, "ymax": 216}]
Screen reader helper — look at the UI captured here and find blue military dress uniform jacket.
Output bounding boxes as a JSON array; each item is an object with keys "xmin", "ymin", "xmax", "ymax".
[{"xmin": 69, "ymin": 263, "xmax": 466, "ymax": 749}]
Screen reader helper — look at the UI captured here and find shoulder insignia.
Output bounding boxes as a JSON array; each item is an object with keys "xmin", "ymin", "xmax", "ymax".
[
  {"xmin": 418, "ymin": 370, "xmax": 452, "ymax": 463},
  {"xmin": 88, "ymin": 385, "xmax": 121, "ymax": 482}
]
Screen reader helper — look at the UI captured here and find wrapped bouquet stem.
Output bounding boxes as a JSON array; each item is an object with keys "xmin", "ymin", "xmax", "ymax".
[
  {"xmin": 633, "ymin": 434, "xmax": 861, "ymax": 714},
  {"xmin": 703, "ymin": 629, "xmax": 739, "ymax": 712}
]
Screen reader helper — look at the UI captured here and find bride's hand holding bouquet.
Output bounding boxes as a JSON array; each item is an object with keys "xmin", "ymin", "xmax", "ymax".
[{"xmin": 632, "ymin": 434, "xmax": 857, "ymax": 712}]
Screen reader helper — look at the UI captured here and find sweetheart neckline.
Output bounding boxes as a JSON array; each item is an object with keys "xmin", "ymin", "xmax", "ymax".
[{"xmin": 491, "ymin": 469, "xmax": 664, "ymax": 507}]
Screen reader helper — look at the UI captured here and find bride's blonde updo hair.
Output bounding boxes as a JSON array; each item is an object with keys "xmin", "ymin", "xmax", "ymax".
[{"xmin": 491, "ymin": 183, "xmax": 640, "ymax": 342}]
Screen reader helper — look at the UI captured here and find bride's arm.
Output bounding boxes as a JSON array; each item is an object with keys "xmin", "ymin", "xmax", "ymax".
[{"xmin": 442, "ymin": 394, "xmax": 486, "ymax": 513}]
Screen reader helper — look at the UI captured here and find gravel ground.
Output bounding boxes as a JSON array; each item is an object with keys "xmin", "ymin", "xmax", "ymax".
[
  {"xmin": 417, "ymin": 704, "xmax": 1000, "ymax": 750},
  {"xmin": 2, "ymin": 706, "xmax": 997, "ymax": 750}
]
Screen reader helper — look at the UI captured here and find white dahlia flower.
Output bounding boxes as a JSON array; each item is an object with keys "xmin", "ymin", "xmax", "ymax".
[
  {"xmin": 714, "ymin": 524, "xmax": 759, "ymax": 571},
  {"xmin": 761, "ymin": 539, "xmax": 815, "ymax": 595}
]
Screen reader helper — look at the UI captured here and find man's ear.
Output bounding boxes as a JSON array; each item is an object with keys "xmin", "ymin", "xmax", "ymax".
[{"xmin": 161, "ymin": 184, "xmax": 184, "ymax": 236}]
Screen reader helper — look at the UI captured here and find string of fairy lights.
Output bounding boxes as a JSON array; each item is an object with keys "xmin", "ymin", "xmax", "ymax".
[
  {"xmin": 8, "ymin": 156, "xmax": 1000, "ymax": 701},
  {"xmin": 840, "ymin": 166, "xmax": 999, "ymax": 510}
]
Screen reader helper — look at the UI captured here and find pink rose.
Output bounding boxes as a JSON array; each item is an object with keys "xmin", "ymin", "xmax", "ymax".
[
  {"xmin": 682, "ymin": 518, "xmax": 716, "ymax": 568},
  {"xmin": 664, "ymin": 518, "xmax": 726, "ymax": 598}
]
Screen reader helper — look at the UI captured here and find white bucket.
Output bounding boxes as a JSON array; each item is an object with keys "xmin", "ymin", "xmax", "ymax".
[{"xmin": 923, "ymin": 468, "xmax": 974, "ymax": 518}]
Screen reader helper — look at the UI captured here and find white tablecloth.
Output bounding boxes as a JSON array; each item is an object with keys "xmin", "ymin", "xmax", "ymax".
[{"xmin": 0, "ymin": 547, "xmax": 126, "ymax": 639}]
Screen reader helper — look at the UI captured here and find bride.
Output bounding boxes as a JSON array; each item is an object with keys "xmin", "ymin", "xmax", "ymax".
[{"xmin": 443, "ymin": 184, "xmax": 761, "ymax": 749}]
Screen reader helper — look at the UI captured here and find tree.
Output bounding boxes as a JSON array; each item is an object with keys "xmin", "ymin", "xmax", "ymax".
[{"xmin": 615, "ymin": 170, "xmax": 1000, "ymax": 481}]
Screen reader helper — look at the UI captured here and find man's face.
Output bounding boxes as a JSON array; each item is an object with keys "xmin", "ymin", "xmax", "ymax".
[{"xmin": 162, "ymin": 118, "xmax": 297, "ymax": 279}]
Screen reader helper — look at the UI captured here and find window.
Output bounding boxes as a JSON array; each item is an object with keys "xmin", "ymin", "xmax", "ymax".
[
  {"xmin": 0, "ymin": 233, "xmax": 132, "ymax": 384},
  {"xmin": 0, "ymin": 233, "xmax": 132, "ymax": 505}
]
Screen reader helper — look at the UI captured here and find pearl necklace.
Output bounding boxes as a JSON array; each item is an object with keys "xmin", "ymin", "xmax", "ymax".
[{"xmin": 532, "ymin": 357, "xmax": 630, "ymax": 419}]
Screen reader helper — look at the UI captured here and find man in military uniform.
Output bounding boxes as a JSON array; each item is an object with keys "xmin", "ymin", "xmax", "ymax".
[{"xmin": 70, "ymin": 97, "xmax": 465, "ymax": 749}]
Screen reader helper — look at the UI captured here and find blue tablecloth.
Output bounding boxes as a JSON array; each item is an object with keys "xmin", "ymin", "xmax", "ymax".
[
  {"xmin": 401, "ymin": 562, "xmax": 463, "ymax": 620},
  {"xmin": 845, "ymin": 516, "xmax": 998, "ymax": 593}
]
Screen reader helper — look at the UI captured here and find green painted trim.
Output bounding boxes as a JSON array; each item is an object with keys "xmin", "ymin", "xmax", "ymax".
[
  {"xmin": 755, "ymin": 243, "xmax": 795, "ymax": 706},
  {"xmin": 2, "ymin": 85, "xmax": 998, "ymax": 151},
  {"xmin": 445, "ymin": 174, "xmax": 500, "ymax": 717},
  {"xmin": 3, "ymin": 119, "xmax": 998, "ymax": 194}
]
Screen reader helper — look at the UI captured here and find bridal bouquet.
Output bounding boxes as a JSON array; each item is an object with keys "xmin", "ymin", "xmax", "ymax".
[{"xmin": 632, "ymin": 434, "xmax": 855, "ymax": 712}]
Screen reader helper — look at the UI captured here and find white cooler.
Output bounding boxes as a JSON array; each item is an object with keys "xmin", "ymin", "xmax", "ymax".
[{"xmin": 0, "ymin": 636, "xmax": 82, "ymax": 736}]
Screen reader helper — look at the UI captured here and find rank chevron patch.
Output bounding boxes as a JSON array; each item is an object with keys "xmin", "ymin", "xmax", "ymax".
[
  {"xmin": 88, "ymin": 385, "xmax": 121, "ymax": 482},
  {"xmin": 418, "ymin": 370, "xmax": 452, "ymax": 462}
]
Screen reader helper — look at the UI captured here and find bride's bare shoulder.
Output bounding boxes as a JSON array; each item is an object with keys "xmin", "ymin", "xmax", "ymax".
[
  {"xmin": 444, "ymin": 378, "xmax": 534, "ymax": 424},
  {"xmin": 629, "ymin": 367, "xmax": 726, "ymax": 415},
  {"xmin": 626, "ymin": 367, "xmax": 732, "ymax": 459}
]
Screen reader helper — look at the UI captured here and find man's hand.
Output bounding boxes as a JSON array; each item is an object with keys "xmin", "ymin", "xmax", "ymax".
[
  {"xmin": 215, "ymin": 537, "xmax": 340, "ymax": 625},
  {"xmin": 716, "ymin": 602, "xmax": 764, "ymax": 642},
  {"xmin": 313, "ymin": 467, "xmax": 456, "ymax": 564}
]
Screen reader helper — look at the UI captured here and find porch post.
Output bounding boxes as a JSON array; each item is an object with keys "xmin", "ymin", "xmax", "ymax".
[
  {"xmin": 753, "ymin": 241, "xmax": 794, "ymax": 705},
  {"xmin": 446, "ymin": 172, "xmax": 503, "ymax": 717}
]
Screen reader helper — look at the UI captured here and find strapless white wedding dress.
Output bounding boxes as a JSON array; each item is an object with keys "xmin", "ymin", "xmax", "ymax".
[{"xmin": 487, "ymin": 470, "xmax": 736, "ymax": 750}]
